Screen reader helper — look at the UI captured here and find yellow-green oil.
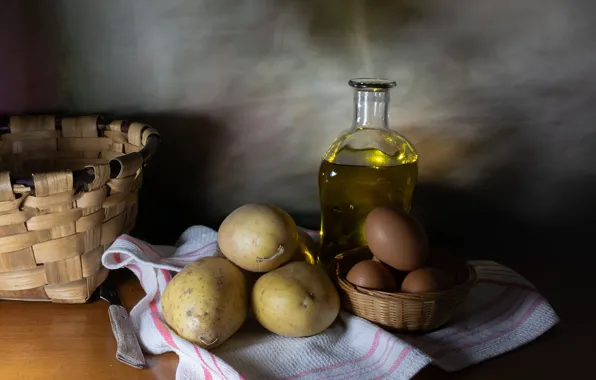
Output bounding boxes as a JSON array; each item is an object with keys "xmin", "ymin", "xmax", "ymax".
[{"xmin": 318, "ymin": 143, "xmax": 418, "ymax": 265}]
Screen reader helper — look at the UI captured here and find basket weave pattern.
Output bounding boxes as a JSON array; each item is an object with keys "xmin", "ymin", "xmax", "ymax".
[
  {"xmin": 0, "ymin": 115, "xmax": 159, "ymax": 303},
  {"xmin": 332, "ymin": 248, "xmax": 476, "ymax": 332}
]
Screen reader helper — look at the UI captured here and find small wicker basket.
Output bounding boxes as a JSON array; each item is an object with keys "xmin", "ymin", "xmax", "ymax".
[
  {"xmin": 0, "ymin": 115, "xmax": 159, "ymax": 303},
  {"xmin": 331, "ymin": 247, "xmax": 476, "ymax": 332}
]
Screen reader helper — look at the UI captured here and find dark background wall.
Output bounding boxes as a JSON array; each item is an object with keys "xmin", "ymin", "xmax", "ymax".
[{"xmin": 2, "ymin": 0, "xmax": 596, "ymax": 257}]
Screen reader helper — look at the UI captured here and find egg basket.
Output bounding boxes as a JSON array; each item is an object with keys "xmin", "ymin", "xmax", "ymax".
[
  {"xmin": 0, "ymin": 115, "xmax": 159, "ymax": 303},
  {"xmin": 331, "ymin": 247, "xmax": 477, "ymax": 332}
]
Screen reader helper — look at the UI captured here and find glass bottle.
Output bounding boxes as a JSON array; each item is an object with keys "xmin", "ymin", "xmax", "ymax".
[{"xmin": 318, "ymin": 78, "xmax": 419, "ymax": 265}]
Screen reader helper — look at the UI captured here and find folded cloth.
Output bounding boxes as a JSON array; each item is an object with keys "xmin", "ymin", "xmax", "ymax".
[{"xmin": 102, "ymin": 226, "xmax": 559, "ymax": 380}]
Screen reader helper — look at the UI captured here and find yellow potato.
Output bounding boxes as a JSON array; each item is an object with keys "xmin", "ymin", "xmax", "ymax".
[
  {"xmin": 218, "ymin": 204, "xmax": 299, "ymax": 272},
  {"xmin": 252, "ymin": 261, "xmax": 340, "ymax": 337},
  {"xmin": 161, "ymin": 257, "xmax": 247, "ymax": 349}
]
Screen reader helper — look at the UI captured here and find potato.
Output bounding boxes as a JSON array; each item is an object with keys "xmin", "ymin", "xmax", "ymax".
[
  {"xmin": 252, "ymin": 261, "xmax": 340, "ymax": 337},
  {"xmin": 218, "ymin": 204, "xmax": 299, "ymax": 272},
  {"xmin": 161, "ymin": 257, "xmax": 247, "ymax": 349}
]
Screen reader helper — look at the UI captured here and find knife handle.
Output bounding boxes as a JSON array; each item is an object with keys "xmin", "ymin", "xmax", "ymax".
[{"xmin": 108, "ymin": 304, "xmax": 147, "ymax": 369}]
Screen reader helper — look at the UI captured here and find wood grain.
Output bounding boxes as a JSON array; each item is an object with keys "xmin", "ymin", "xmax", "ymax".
[
  {"xmin": 0, "ymin": 269, "xmax": 178, "ymax": 380},
  {"xmin": 0, "ymin": 258, "xmax": 589, "ymax": 379}
]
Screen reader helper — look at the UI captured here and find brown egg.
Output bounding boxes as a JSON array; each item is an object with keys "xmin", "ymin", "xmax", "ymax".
[
  {"xmin": 401, "ymin": 267, "xmax": 452, "ymax": 294},
  {"xmin": 427, "ymin": 248, "xmax": 470, "ymax": 285},
  {"xmin": 346, "ymin": 259, "xmax": 398, "ymax": 291},
  {"xmin": 364, "ymin": 207, "xmax": 429, "ymax": 271},
  {"xmin": 372, "ymin": 254, "xmax": 408, "ymax": 287}
]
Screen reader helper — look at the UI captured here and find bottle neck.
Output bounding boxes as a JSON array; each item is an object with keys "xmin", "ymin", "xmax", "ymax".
[{"xmin": 352, "ymin": 89, "xmax": 390, "ymax": 130}]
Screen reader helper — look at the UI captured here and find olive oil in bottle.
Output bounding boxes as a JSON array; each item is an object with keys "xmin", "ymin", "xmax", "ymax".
[{"xmin": 318, "ymin": 79, "xmax": 419, "ymax": 265}]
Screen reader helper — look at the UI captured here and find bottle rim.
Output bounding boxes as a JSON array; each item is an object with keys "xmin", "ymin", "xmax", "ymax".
[{"xmin": 348, "ymin": 78, "xmax": 396, "ymax": 90}]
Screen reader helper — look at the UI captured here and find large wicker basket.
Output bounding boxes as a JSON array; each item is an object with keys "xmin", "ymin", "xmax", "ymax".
[
  {"xmin": 331, "ymin": 247, "xmax": 476, "ymax": 332},
  {"xmin": 0, "ymin": 115, "xmax": 159, "ymax": 303}
]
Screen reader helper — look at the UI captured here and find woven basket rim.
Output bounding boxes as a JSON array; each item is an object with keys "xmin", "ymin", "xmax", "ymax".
[
  {"xmin": 331, "ymin": 246, "xmax": 477, "ymax": 301},
  {"xmin": 0, "ymin": 115, "xmax": 160, "ymax": 192}
]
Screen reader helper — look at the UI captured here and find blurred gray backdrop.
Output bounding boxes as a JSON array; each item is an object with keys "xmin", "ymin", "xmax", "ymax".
[{"xmin": 2, "ymin": 0, "xmax": 596, "ymax": 254}]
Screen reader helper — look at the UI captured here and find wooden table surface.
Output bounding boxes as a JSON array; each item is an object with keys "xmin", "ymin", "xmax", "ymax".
[{"xmin": 0, "ymin": 256, "xmax": 590, "ymax": 380}]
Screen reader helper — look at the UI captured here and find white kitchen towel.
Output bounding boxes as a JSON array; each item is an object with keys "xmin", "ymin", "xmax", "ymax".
[{"xmin": 102, "ymin": 226, "xmax": 559, "ymax": 380}]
